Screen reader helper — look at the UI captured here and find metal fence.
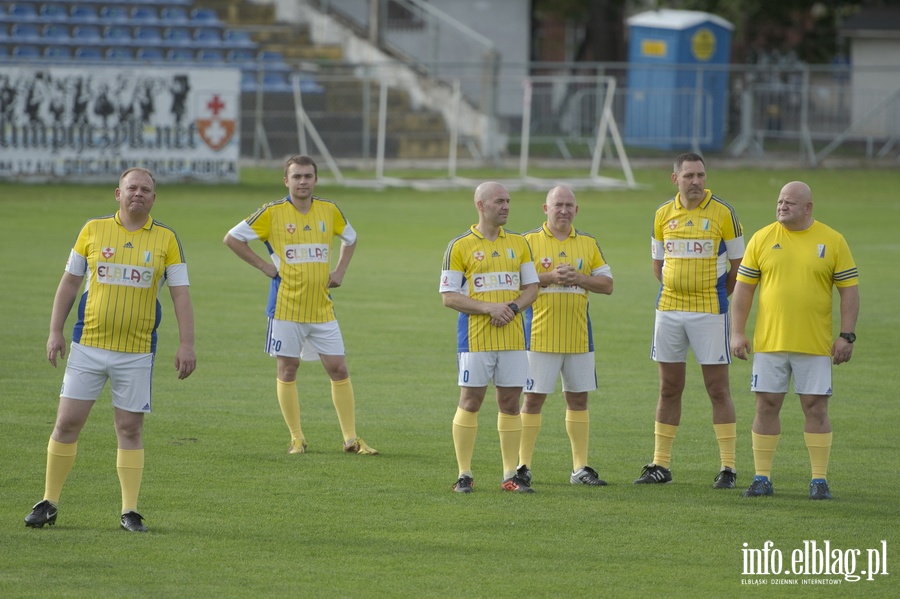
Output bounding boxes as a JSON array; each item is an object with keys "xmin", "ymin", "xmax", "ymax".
[{"xmin": 241, "ymin": 60, "xmax": 900, "ymax": 172}]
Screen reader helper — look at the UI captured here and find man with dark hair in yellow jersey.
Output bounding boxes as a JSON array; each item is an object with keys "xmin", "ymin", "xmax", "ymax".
[
  {"xmin": 635, "ymin": 152, "xmax": 744, "ymax": 488},
  {"xmin": 440, "ymin": 181, "xmax": 539, "ymax": 493},
  {"xmin": 731, "ymin": 181, "xmax": 859, "ymax": 500},
  {"xmin": 24, "ymin": 167, "xmax": 197, "ymax": 532},
  {"xmin": 224, "ymin": 155, "xmax": 377, "ymax": 457},
  {"xmin": 518, "ymin": 185, "xmax": 614, "ymax": 487}
]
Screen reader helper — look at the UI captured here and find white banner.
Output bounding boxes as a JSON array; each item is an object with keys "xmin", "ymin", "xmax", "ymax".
[{"xmin": 0, "ymin": 65, "xmax": 241, "ymax": 183}]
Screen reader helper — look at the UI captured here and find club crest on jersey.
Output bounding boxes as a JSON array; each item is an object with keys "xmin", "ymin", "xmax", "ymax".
[
  {"xmin": 541, "ymin": 257, "xmax": 552, "ymax": 269},
  {"xmin": 817, "ymin": 244, "xmax": 826, "ymax": 258},
  {"xmin": 506, "ymin": 249, "xmax": 515, "ymax": 259},
  {"xmin": 668, "ymin": 219, "xmax": 678, "ymax": 230},
  {"xmin": 474, "ymin": 250, "xmax": 485, "ymax": 261},
  {"xmin": 102, "ymin": 247, "xmax": 115, "ymax": 259},
  {"xmin": 286, "ymin": 224, "xmax": 296, "ymax": 234}
]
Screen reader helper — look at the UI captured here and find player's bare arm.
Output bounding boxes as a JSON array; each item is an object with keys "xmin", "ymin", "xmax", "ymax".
[
  {"xmin": 223, "ymin": 233, "xmax": 278, "ymax": 279},
  {"xmin": 46, "ymin": 272, "xmax": 83, "ymax": 367}
]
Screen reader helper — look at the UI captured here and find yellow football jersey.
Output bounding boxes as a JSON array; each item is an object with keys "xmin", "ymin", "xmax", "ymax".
[
  {"xmin": 651, "ymin": 190, "xmax": 743, "ymax": 314},
  {"xmin": 737, "ymin": 220, "xmax": 858, "ymax": 355},
  {"xmin": 525, "ymin": 223, "xmax": 611, "ymax": 353},
  {"xmin": 69, "ymin": 212, "xmax": 187, "ymax": 353},
  {"xmin": 440, "ymin": 226, "xmax": 537, "ymax": 352}
]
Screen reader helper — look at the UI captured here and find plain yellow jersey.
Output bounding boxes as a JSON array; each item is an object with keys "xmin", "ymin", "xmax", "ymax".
[
  {"xmin": 67, "ymin": 212, "xmax": 188, "ymax": 354},
  {"xmin": 737, "ymin": 220, "xmax": 858, "ymax": 356},
  {"xmin": 651, "ymin": 190, "xmax": 744, "ymax": 314},
  {"xmin": 524, "ymin": 223, "xmax": 612, "ymax": 353},
  {"xmin": 440, "ymin": 225, "xmax": 538, "ymax": 352}
]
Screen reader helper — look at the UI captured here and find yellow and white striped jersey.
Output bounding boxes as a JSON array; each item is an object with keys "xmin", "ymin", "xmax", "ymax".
[
  {"xmin": 524, "ymin": 223, "xmax": 612, "ymax": 353},
  {"xmin": 737, "ymin": 220, "xmax": 858, "ymax": 356},
  {"xmin": 235, "ymin": 196, "xmax": 354, "ymax": 323},
  {"xmin": 651, "ymin": 190, "xmax": 743, "ymax": 314},
  {"xmin": 440, "ymin": 225, "xmax": 538, "ymax": 352},
  {"xmin": 66, "ymin": 211, "xmax": 188, "ymax": 354}
]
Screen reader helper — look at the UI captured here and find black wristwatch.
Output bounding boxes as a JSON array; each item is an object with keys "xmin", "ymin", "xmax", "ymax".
[
  {"xmin": 509, "ymin": 303, "xmax": 519, "ymax": 315},
  {"xmin": 839, "ymin": 332, "xmax": 856, "ymax": 344}
]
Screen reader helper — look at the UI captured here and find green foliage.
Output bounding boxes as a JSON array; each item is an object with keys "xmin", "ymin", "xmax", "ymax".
[{"xmin": 1, "ymin": 167, "xmax": 896, "ymax": 597}]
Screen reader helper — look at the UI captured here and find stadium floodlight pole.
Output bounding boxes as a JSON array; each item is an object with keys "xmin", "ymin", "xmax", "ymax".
[
  {"xmin": 376, "ymin": 79, "xmax": 388, "ymax": 181},
  {"xmin": 519, "ymin": 78, "xmax": 532, "ymax": 179},
  {"xmin": 448, "ymin": 79, "xmax": 461, "ymax": 179}
]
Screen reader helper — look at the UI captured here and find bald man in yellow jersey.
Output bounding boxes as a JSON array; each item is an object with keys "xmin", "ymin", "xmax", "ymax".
[
  {"xmin": 440, "ymin": 181, "xmax": 539, "ymax": 493},
  {"xmin": 225, "ymin": 155, "xmax": 377, "ymax": 457},
  {"xmin": 24, "ymin": 168, "xmax": 196, "ymax": 533},
  {"xmin": 731, "ymin": 181, "xmax": 859, "ymax": 500},
  {"xmin": 518, "ymin": 185, "xmax": 613, "ymax": 487},
  {"xmin": 635, "ymin": 153, "xmax": 744, "ymax": 489}
]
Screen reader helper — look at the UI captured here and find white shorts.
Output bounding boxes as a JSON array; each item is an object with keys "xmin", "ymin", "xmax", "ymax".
[
  {"xmin": 525, "ymin": 351, "xmax": 597, "ymax": 394},
  {"xmin": 60, "ymin": 343, "xmax": 154, "ymax": 413},
  {"xmin": 651, "ymin": 310, "xmax": 731, "ymax": 365},
  {"xmin": 457, "ymin": 351, "xmax": 528, "ymax": 388},
  {"xmin": 266, "ymin": 318, "xmax": 345, "ymax": 361},
  {"xmin": 751, "ymin": 352, "xmax": 833, "ymax": 395}
]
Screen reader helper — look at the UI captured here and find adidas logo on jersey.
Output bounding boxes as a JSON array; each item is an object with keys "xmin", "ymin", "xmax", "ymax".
[{"xmin": 772, "ymin": 243, "xmax": 782, "ymax": 249}]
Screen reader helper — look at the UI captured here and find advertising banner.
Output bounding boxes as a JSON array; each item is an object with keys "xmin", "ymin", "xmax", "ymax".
[{"xmin": 0, "ymin": 65, "xmax": 241, "ymax": 182}]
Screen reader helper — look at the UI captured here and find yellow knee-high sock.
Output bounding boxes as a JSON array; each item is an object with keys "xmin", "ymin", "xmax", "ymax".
[
  {"xmin": 331, "ymin": 378, "xmax": 356, "ymax": 443},
  {"xmin": 498, "ymin": 413, "xmax": 523, "ymax": 480},
  {"xmin": 452, "ymin": 408, "xmax": 478, "ymax": 477},
  {"xmin": 44, "ymin": 439, "xmax": 77, "ymax": 505},
  {"xmin": 752, "ymin": 432, "xmax": 780, "ymax": 478},
  {"xmin": 117, "ymin": 449, "xmax": 144, "ymax": 513},
  {"xmin": 518, "ymin": 412, "xmax": 542, "ymax": 469},
  {"xmin": 653, "ymin": 422, "xmax": 678, "ymax": 468},
  {"xmin": 714, "ymin": 422, "xmax": 737, "ymax": 470},
  {"xmin": 276, "ymin": 379, "xmax": 304, "ymax": 441},
  {"xmin": 804, "ymin": 432, "xmax": 832, "ymax": 480},
  {"xmin": 566, "ymin": 409, "xmax": 590, "ymax": 471}
]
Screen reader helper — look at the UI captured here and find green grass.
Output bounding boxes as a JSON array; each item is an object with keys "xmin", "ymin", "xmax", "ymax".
[{"xmin": 1, "ymin": 166, "xmax": 897, "ymax": 597}]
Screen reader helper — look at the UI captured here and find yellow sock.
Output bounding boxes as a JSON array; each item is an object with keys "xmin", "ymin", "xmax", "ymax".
[
  {"xmin": 518, "ymin": 412, "xmax": 542, "ymax": 469},
  {"xmin": 498, "ymin": 413, "xmax": 523, "ymax": 480},
  {"xmin": 752, "ymin": 432, "xmax": 780, "ymax": 478},
  {"xmin": 714, "ymin": 422, "xmax": 737, "ymax": 470},
  {"xmin": 276, "ymin": 379, "xmax": 304, "ymax": 441},
  {"xmin": 653, "ymin": 422, "xmax": 678, "ymax": 468},
  {"xmin": 117, "ymin": 449, "xmax": 144, "ymax": 513},
  {"xmin": 452, "ymin": 408, "xmax": 478, "ymax": 476},
  {"xmin": 331, "ymin": 378, "xmax": 356, "ymax": 443},
  {"xmin": 566, "ymin": 409, "xmax": 590, "ymax": 471},
  {"xmin": 44, "ymin": 438, "xmax": 77, "ymax": 505},
  {"xmin": 805, "ymin": 432, "xmax": 832, "ymax": 480}
]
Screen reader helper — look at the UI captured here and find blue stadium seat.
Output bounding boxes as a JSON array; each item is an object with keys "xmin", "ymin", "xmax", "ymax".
[
  {"xmin": 106, "ymin": 47, "xmax": 134, "ymax": 61},
  {"xmin": 190, "ymin": 8, "xmax": 221, "ymax": 25},
  {"xmin": 39, "ymin": 4, "xmax": 68, "ymax": 23},
  {"xmin": 43, "ymin": 45, "xmax": 73, "ymax": 60},
  {"xmin": 162, "ymin": 27, "xmax": 192, "ymax": 47},
  {"xmin": 72, "ymin": 25, "xmax": 102, "ymax": 44},
  {"xmin": 12, "ymin": 45, "xmax": 41, "ymax": 59},
  {"xmin": 99, "ymin": 6, "xmax": 129, "ymax": 23},
  {"xmin": 136, "ymin": 47, "xmax": 164, "ymax": 61},
  {"xmin": 166, "ymin": 47, "xmax": 194, "ymax": 62},
  {"xmin": 226, "ymin": 48, "xmax": 256, "ymax": 64},
  {"xmin": 196, "ymin": 48, "xmax": 225, "ymax": 63},
  {"xmin": 74, "ymin": 46, "xmax": 103, "ymax": 60},
  {"xmin": 69, "ymin": 5, "xmax": 99, "ymax": 24},
  {"xmin": 10, "ymin": 23, "xmax": 41, "ymax": 42},
  {"xmin": 258, "ymin": 50, "xmax": 291, "ymax": 73},
  {"xmin": 8, "ymin": 4, "xmax": 39, "ymax": 23},
  {"xmin": 193, "ymin": 27, "xmax": 221, "ymax": 47},
  {"xmin": 135, "ymin": 26, "xmax": 162, "ymax": 45},
  {"xmin": 41, "ymin": 24, "xmax": 70, "ymax": 42},
  {"xmin": 130, "ymin": 6, "xmax": 158, "ymax": 24},
  {"xmin": 104, "ymin": 25, "xmax": 132, "ymax": 43},
  {"xmin": 160, "ymin": 6, "xmax": 189, "ymax": 24},
  {"xmin": 223, "ymin": 29, "xmax": 257, "ymax": 50}
]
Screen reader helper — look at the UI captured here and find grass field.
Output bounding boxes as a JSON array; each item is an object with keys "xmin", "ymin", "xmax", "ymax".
[{"xmin": 1, "ymin": 165, "xmax": 897, "ymax": 597}]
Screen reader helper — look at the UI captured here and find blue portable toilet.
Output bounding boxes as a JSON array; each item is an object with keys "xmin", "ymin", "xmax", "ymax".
[{"xmin": 624, "ymin": 9, "xmax": 733, "ymax": 151}]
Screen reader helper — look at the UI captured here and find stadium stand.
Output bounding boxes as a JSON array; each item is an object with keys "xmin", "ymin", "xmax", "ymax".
[{"xmin": 0, "ymin": 0, "xmax": 324, "ymax": 93}]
